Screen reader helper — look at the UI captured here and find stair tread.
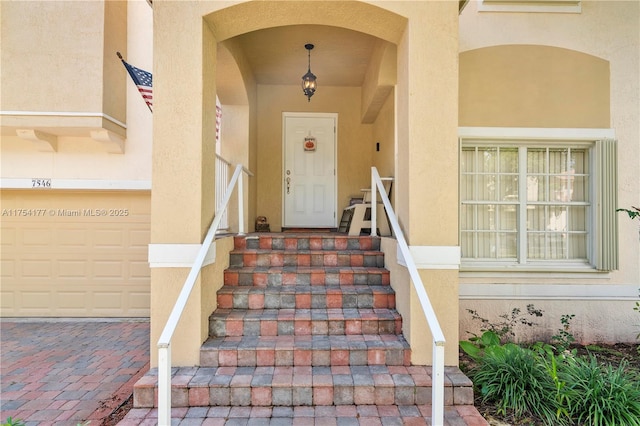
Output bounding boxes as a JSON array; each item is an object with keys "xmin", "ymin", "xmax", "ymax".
[
  {"xmin": 138, "ymin": 364, "xmax": 442, "ymax": 385},
  {"xmin": 133, "ymin": 365, "xmax": 473, "ymax": 406},
  {"xmin": 211, "ymin": 307, "xmax": 401, "ymax": 317},
  {"xmin": 235, "ymin": 234, "xmax": 381, "ymax": 252},
  {"xmin": 226, "ymin": 265, "xmax": 388, "ymax": 271},
  {"xmin": 202, "ymin": 334, "xmax": 410, "ymax": 350},
  {"xmin": 231, "ymin": 248, "xmax": 384, "ymax": 254},
  {"xmin": 218, "ymin": 284, "xmax": 395, "ymax": 294},
  {"xmin": 133, "ymin": 365, "xmax": 475, "ymax": 408}
]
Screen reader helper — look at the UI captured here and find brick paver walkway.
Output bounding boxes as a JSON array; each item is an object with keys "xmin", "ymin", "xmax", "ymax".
[
  {"xmin": 0, "ymin": 319, "xmax": 150, "ymax": 426},
  {"xmin": 0, "ymin": 319, "xmax": 488, "ymax": 425}
]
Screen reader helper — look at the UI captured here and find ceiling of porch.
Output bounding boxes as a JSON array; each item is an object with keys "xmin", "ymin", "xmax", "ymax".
[{"xmin": 230, "ymin": 24, "xmax": 382, "ymax": 87}]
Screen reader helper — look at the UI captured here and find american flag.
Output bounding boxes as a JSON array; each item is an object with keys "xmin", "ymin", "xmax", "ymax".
[
  {"xmin": 216, "ymin": 103, "xmax": 222, "ymax": 143},
  {"xmin": 117, "ymin": 52, "xmax": 153, "ymax": 112}
]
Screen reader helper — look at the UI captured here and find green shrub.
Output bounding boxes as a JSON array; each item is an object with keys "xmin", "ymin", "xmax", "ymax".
[
  {"xmin": 2, "ymin": 418, "xmax": 26, "ymax": 426},
  {"xmin": 470, "ymin": 342, "xmax": 567, "ymax": 425},
  {"xmin": 560, "ymin": 355, "xmax": 640, "ymax": 426},
  {"xmin": 466, "ymin": 304, "xmax": 544, "ymax": 342},
  {"xmin": 551, "ymin": 314, "xmax": 576, "ymax": 353},
  {"xmin": 459, "ymin": 330, "xmax": 501, "ymax": 360}
]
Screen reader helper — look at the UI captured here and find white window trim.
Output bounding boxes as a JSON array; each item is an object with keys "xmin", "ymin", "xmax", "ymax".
[
  {"xmin": 459, "ymin": 127, "xmax": 616, "ymax": 272},
  {"xmin": 459, "ymin": 127, "xmax": 614, "ymax": 141},
  {"xmin": 477, "ymin": 0, "xmax": 582, "ymax": 14}
]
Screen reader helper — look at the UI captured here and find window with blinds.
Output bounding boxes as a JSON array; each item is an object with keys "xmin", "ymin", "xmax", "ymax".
[{"xmin": 460, "ymin": 139, "xmax": 617, "ymax": 270}]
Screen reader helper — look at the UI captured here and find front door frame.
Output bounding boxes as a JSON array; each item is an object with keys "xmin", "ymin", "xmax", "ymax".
[{"xmin": 282, "ymin": 112, "xmax": 338, "ymax": 228}]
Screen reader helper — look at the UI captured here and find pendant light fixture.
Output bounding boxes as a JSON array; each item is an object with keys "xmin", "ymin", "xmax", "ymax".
[{"xmin": 301, "ymin": 44, "xmax": 317, "ymax": 102}]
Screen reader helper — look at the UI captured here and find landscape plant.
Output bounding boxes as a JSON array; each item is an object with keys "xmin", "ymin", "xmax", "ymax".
[
  {"xmin": 617, "ymin": 205, "xmax": 640, "ymax": 220},
  {"xmin": 460, "ymin": 307, "xmax": 640, "ymax": 425},
  {"xmin": 465, "ymin": 304, "xmax": 543, "ymax": 343},
  {"xmin": 2, "ymin": 418, "xmax": 25, "ymax": 426},
  {"xmin": 559, "ymin": 355, "xmax": 640, "ymax": 426},
  {"xmin": 551, "ymin": 313, "xmax": 576, "ymax": 354},
  {"xmin": 466, "ymin": 337, "xmax": 567, "ymax": 425}
]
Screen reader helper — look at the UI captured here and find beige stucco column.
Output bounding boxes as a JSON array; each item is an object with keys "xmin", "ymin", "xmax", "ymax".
[
  {"xmin": 387, "ymin": 1, "xmax": 460, "ymax": 365},
  {"xmin": 150, "ymin": 2, "xmax": 218, "ymax": 367}
]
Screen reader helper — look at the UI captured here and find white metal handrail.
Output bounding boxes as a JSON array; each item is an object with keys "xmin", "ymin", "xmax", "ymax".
[
  {"xmin": 370, "ymin": 167, "xmax": 447, "ymax": 425},
  {"xmin": 156, "ymin": 164, "xmax": 252, "ymax": 425}
]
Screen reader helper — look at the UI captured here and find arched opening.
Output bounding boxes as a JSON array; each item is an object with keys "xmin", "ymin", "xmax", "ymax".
[
  {"xmin": 205, "ymin": 2, "xmax": 405, "ymax": 231},
  {"xmin": 151, "ymin": 0, "xmax": 461, "ymax": 367}
]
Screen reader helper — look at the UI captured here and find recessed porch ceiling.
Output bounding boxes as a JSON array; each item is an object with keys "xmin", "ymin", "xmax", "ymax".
[{"xmin": 230, "ymin": 25, "xmax": 382, "ymax": 87}]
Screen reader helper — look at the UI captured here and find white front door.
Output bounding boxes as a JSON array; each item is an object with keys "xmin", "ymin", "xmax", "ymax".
[{"xmin": 283, "ymin": 113, "xmax": 337, "ymax": 228}]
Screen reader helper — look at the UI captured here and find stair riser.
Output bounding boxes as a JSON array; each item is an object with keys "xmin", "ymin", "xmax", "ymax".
[
  {"xmin": 229, "ymin": 252, "xmax": 385, "ymax": 268},
  {"xmin": 200, "ymin": 348, "xmax": 411, "ymax": 368},
  {"xmin": 209, "ymin": 318, "xmax": 402, "ymax": 337},
  {"xmin": 216, "ymin": 291, "xmax": 395, "ymax": 310},
  {"xmin": 224, "ymin": 270, "xmax": 390, "ymax": 287},
  {"xmin": 235, "ymin": 236, "xmax": 381, "ymax": 252},
  {"xmin": 209, "ymin": 319, "xmax": 402, "ymax": 337},
  {"xmin": 136, "ymin": 385, "xmax": 439, "ymax": 408},
  {"xmin": 133, "ymin": 365, "xmax": 476, "ymax": 410}
]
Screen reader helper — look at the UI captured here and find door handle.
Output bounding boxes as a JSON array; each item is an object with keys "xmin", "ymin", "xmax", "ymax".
[{"xmin": 286, "ymin": 177, "xmax": 291, "ymax": 194}]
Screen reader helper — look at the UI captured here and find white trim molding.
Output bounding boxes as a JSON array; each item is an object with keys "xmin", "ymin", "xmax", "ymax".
[
  {"xmin": 460, "ymin": 283, "xmax": 637, "ymax": 301},
  {"xmin": 148, "ymin": 243, "xmax": 217, "ymax": 268},
  {"xmin": 0, "ymin": 178, "xmax": 151, "ymax": 191},
  {"xmin": 1, "ymin": 110, "xmax": 127, "ymax": 130},
  {"xmin": 398, "ymin": 245, "xmax": 461, "ymax": 270},
  {"xmin": 477, "ymin": 0, "xmax": 581, "ymax": 14},
  {"xmin": 458, "ymin": 127, "xmax": 615, "ymax": 141}
]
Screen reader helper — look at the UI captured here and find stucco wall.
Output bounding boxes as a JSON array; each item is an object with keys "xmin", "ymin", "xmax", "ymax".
[
  {"xmin": 256, "ymin": 85, "xmax": 373, "ymax": 231},
  {"xmin": 1, "ymin": 1, "xmax": 114, "ymax": 113},
  {"xmin": 382, "ymin": 238, "xmax": 460, "ymax": 366},
  {"xmin": 371, "ymin": 90, "xmax": 395, "ymax": 179},
  {"xmin": 460, "ymin": 45, "xmax": 610, "ymax": 128},
  {"xmin": 149, "ymin": 236, "xmax": 234, "ymax": 367},
  {"xmin": 0, "ymin": 0, "xmax": 152, "ymax": 183},
  {"xmin": 459, "ymin": 0, "xmax": 640, "ymax": 343}
]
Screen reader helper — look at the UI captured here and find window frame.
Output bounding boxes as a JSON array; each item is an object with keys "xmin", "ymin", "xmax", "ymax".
[{"xmin": 458, "ymin": 127, "xmax": 616, "ymax": 273}]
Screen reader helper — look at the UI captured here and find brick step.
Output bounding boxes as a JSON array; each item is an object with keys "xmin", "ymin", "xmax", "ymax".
[
  {"xmin": 235, "ymin": 234, "xmax": 381, "ymax": 252},
  {"xmin": 133, "ymin": 365, "xmax": 474, "ymax": 409},
  {"xmin": 224, "ymin": 266, "xmax": 391, "ymax": 287},
  {"xmin": 199, "ymin": 334, "xmax": 411, "ymax": 367},
  {"xmin": 123, "ymin": 404, "xmax": 490, "ymax": 425},
  {"xmin": 209, "ymin": 308, "xmax": 402, "ymax": 338},
  {"xmin": 216, "ymin": 285, "xmax": 396, "ymax": 310},
  {"xmin": 229, "ymin": 250, "xmax": 385, "ymax": 268}
]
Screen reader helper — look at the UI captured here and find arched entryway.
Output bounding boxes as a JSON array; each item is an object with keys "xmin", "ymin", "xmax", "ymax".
[{"xmin": 150, "ymin": 0, "xmax": 460, "ymax": 367}]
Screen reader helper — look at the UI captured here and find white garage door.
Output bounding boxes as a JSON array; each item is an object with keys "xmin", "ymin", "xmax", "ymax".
[{"xmin": 1, "ymin": 190, "xmax": 150, "ymax": 317}]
